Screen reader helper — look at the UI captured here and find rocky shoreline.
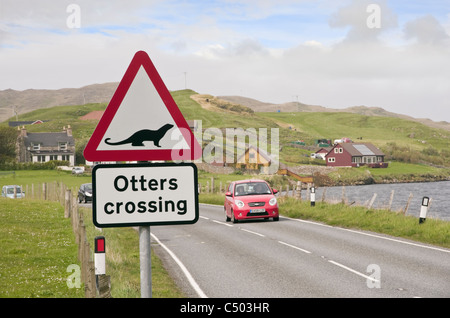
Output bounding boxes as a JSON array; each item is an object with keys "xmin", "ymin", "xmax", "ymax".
[
  {"xmin": 314, "ymin": 171, "xmax": 450, "ymax": 187},
  {"xmin": 196, "ymin": 162, "xmax": 450, "ymax": 187}
]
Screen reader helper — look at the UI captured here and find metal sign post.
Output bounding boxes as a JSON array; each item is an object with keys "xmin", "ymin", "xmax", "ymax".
[
  {"xmin": 139, "ymin": 226, "xmax": 152, "ymax": 298},
  {"xmin": 92, "ymin": 162, "xmax": 199, "ymax": 297},
  {"xmin": 85, "ymin": 51, "xmax": 201, "ymax": 298}
]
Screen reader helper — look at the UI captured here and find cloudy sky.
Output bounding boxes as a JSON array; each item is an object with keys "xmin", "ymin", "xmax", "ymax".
[{"xmin": 1, "ymin": 0, "xmax": 449, "ymax": 121}]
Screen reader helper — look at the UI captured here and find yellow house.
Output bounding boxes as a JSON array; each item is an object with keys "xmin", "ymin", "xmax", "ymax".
[{"xmin": 235, "ymin": 145, "xmax": 272, "ymax": 172}]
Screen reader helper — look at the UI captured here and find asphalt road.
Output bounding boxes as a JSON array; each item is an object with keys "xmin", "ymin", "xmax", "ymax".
[{"xmin": 150, "ymin": 203, "xmax": 450, "ymax": 298}]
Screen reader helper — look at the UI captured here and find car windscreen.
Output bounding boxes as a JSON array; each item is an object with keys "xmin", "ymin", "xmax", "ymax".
[
  {"xmin": 7, "ymin": 187, "xmax": 22, "ymax": 194},
  {"xmin": 234, "ymin": 182, "xmax": 271, "ymax": 196}
]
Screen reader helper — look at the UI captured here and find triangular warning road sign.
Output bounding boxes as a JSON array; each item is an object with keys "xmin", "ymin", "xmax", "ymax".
[{"xmin": 84, "ymin": 51, "xmax": 201, "ymax": 162}]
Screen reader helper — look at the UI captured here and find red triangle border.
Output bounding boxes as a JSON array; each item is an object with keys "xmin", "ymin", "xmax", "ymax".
[{"xmin": 83, "ymin": 51, "xmax": 201, "ymax": 162}]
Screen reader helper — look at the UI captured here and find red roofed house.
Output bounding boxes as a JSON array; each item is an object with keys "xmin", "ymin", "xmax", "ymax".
[{"xmin": 325, "ymin": 143, "xmax": 387, "ymax": 168}]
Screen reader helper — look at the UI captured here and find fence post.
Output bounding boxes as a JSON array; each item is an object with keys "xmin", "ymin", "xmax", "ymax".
[
  {"xmin": 42, "ymin": 183, "xmax": 47, "ymax": 200},
  {"xmin": 321, "ymin": 187, "xmax": 327, "ymax": 202},
  {"xmin": 341, "ymin": 186, "xmax": 347, "ymax": 204},
  {"xmin": 388, "ymin": 190, "xmax": 395, "ymax": 210},
  {"xmin": 403, "ymin": 193, "xmax": 413, "ymax": 215},
  {"xmin": 85, "ymin": 257, "xmax": 96, "ymax": 298},
  {"xmin": 64, "ymin": 189, "xmax": 71, "ymax": 218},
  {"xmin": 97, "ymin": 275, "xmax": 112, "ymax": 298},
  {"xmin": 367, "ymin": 193, "xmax": 377, "ymax": 209},
  {"xmin": 295, "ymin": 181, "xmax": 302, "ymax": 200}
]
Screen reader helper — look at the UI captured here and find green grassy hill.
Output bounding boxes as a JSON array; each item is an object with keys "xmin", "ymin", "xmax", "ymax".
[
  {"xmin": 2, "ymin": 89, "xmax": 449, "ymax": 175},
  {"xmin": 259, "ymin": 111, "xmax": 450, "ymax": 151},
  {"xmin": 259, "ymin": 111, "xmax": 450, "ymax": 168}
]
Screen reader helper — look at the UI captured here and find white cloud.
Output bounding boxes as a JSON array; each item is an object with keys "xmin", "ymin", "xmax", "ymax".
[
  {"xmin": 404, "ymin": 14, "xmax": 450, "ymax": 46},
  {"xmin": 328, "ymin": 0, "xmax": 398, "ymax": 44},
  {"xmin": 0, "ymin": 0, "xmax": 449, "ymax": 122}
]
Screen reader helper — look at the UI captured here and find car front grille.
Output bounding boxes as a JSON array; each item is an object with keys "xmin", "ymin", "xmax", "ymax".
[
  {"xmin": 248, "ymin": 201, "xmax": 265, "ymax": 207},
  {"xmin": 246, "ymin": 211, "xmax": 269, "ymax": 216}
]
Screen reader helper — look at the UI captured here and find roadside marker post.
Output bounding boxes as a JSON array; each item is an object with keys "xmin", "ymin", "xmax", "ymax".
[
  {"xmin": 310, "ymin": 187, "xmax": 316, "ymax": 207},
  {"xmin": 94, "ymin": 236, "xmax": 106, "ymax": 275},
  {"xmin": 84, "ymin": 50, "xmax": 201, "ymax": 298},
  {"xmin": 94, "ymin": 236, "xmax": 106, "ymax": 294},
  {"xmin": 419, "ymin": 196, "xmax": 429, "ymax": 224}
]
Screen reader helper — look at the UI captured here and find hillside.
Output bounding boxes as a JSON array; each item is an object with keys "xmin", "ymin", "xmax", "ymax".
[
  {"xmin": 218, "ymin": 96, "xmax": 450, "ymax": 131},
  {"xmin": 0, "ymin": 83, "xmax": 118, "ymax": 123},
  {"xmin": 1, "ymin": 82, "xmax": 449, "ymax": 131},
  {"xmin": 1, "ymin": 89, "xmax": 449, "ymax": 174}
]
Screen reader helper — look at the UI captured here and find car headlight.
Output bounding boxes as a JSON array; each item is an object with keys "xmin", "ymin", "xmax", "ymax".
[
  {"xmin": 269, "ymin": 197, "xmax": 277, "ymax": 206},
  {"xmin": 235, "ymin": 200, "xmax": 245, "ymax": 208},
  {"xmin": 86, "ymin": 192, "xmax": 92, "ymax": 197}
]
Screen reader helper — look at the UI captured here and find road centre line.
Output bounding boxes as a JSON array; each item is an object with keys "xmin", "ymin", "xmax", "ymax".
[
  {"xmin": 285, "ymin": 215, "xmax": 450, "ymax": 254},
  {"xmin": 203, "ymin": 204, "xmax": 449, "ymax": 255},
  {"xmin": 212, "ymin": 219, "xmax": 233, "ymax": 227},
  {"xmin": 240, "ymin": 228, "xmax": 266, "ymax": 237},
  {"xmin": 200, "ymin": 215, "xmax": 232, "ymax": 227},
  {"xmin": 328, "ymin": 260, "xmax": 379, "ymax": 283},
  {"xmin": 278, "ymin": 241, "xmax": 311, "ymax": 254}
]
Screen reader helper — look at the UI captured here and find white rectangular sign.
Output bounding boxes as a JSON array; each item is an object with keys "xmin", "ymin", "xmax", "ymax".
[{"xmin": 92, "ymin": 162, "xmax": 199, "ymax": 228}]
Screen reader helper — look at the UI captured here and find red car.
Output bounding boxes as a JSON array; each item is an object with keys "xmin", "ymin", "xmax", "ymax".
[{"xmin": 224, "ymin": 179, "xmax": 279, "ymax": 223}]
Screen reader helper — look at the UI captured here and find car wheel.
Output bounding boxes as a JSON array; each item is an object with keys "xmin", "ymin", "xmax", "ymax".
[
  {"xmin": 273, "ymin": 216, "xmax": 279, "ymax": 221},
  {"xmin": 231, "ymin": 210, "xmax": 238, "ymax": 223},
  {"xmin": 225, "ymin": 208, "xmax": 231, "ymax": 222}
]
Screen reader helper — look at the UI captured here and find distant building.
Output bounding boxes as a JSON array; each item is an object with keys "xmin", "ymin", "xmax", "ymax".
[
  {"xmin": 8, "ymin": 120, "xmax": 47, "ymax": 127},
  {"xmin": 16, "ymin": 125, "xmax": 75, "ymax": 166},
  {"xmin": 325, "ymin": 142, "xmax": 387, "ymax": 168},
  {"xmin": 313, "ymin": 147, "xmax": 332, "ymax": 160},
  {"xmin": 235, "ymin": 145, "xmax": 275, "ymax": 173}
]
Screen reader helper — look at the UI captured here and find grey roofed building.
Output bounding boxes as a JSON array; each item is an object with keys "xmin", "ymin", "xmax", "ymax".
[
  {"xmin": 325, "ymin": 142, "xmax": 387, "ymax": 168},
  {"xmin": 8, "ymin": 120, "xmax": 48, "ymax": 127},
  {"xmin": 16, "ymin": 125, "xmax": 76, "ymax": 166}
]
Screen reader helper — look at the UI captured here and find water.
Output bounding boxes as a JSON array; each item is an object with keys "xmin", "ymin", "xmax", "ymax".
[{"xmin": 308, "ymin": 181, "xmax": 450, "ymax": 221}]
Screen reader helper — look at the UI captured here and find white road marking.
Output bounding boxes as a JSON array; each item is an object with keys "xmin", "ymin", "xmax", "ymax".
[
  {"xmin": 150, "ymin": 232, "xmax": 207, "ymax": 298},
  {"xmin": 278, "ymin": 241, "xmax": 312, "ymax": 254},
  {"xmin": 212, "ymin": 219, "xmax": 233, "ymax": 227},
  {"xmin": 284, "ymin": 215, "xmax": 450, "ymax": 254},
  {"xmin": 328, "ymin": 260, "xmax": 379, "ymax": 283},
  {"xmin": 240, "ymin": 228, "xmax": 266, "ymax": 237}
]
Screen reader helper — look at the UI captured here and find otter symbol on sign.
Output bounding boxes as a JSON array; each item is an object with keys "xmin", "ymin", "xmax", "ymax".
[{"xmin": 104, "ymin": 124, "xmax": 174, "ymax": 147}]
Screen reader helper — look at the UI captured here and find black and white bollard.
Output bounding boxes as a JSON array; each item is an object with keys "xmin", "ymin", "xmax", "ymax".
[
  {"xmin": 419, "ymin": 197, "xmax": 429, "ymax": 224},
  {"xmin": 310, "ymin": 187, "xmax": 316, "ymax": 207},
  {"xmin": 95, "ymin": 236, "xmax": 106, "ymax": 276}
]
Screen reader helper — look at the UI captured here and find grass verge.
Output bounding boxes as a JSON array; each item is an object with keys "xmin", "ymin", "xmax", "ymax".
[
  {"xmin": 0, "ymin": 198, "xmax": 83, "ymax": 297},
  {"xmin": 199, "ymin": 193, "xmax": 450, "ymax": 249},
  {"xmin": 0, "ymin": 197, "xmax": 185, "ymax": 298},
  {"xmin": 79, "ymin": 207, "xmax": 185, "ymax": 298}
]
